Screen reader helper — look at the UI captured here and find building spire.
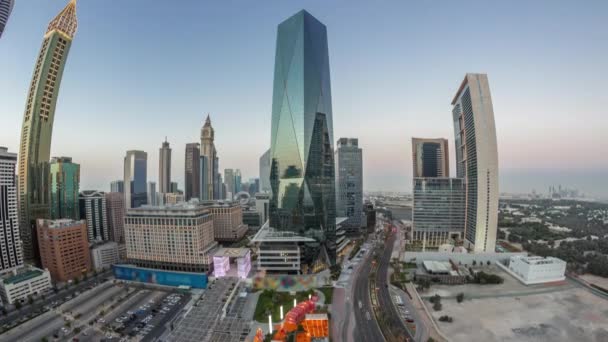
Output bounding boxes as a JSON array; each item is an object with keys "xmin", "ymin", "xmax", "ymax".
[
  {"xmin": 46, "ymin": 0, "xmax": 78, "ymax": 39},
  {"xmin": 204, "ymin": 113, "xmax": 211, "ymax": 126}
]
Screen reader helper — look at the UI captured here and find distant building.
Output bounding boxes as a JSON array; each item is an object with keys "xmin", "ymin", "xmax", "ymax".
[
  {"xmin": 259, "ymin": 149, "xmax": 271, "ymax": 193},
  {"xmin": 224, "ymin": 169, "xmax": 235, "ymax": 200},
  {"xmin": 234, "ymin": 169, "xmax": 242, "ymax": 194},
  {"xmin": 124, "ymin": 150, "xmax": 147, "ymax": 209},
  {"xmin": 110, "ymin": 180, "xmax": 124, "ymax": 193},
  {"xmin": 363, "ymin": 202, "xmax": 376, "ymax": 233},
  {"xmin": 158, "ymin": 139, "xmax": 171, "ymax": 194},
  {"xmin": 199, "ymin": 156, "xmax": 209, "ymax": 201},
  {"xmin": 79, "ymin": 190, "xmax": 109, "ymax": 241},
  {"xmin": 185, "ymin": 143, "xmax": 200, "ymax": 201},
  {"xmin": 146, "ymin": 181, "xmax": 157, "ymax": 206},
  {"xmin": 242, "ymin": 210, "xmax": 261, "ymax": 229},
  {"xmin": 0, "ymin": 0, "xmax": 15, "ymax": 39},
  {"xmin": 124, "ymin": 202, "xmax": 217, "ymax": 272},
  {"xmin": 208, "ymin": 202, "xmax": 248, "ymax": 242},
  {"xmin": 0, "ymin": 266, "xmax": 51, "ymax": 305},
  {"xmin": 0, "ymin": 147, "xmax": 23, "ymax": 272},
  {"xmin": 170, "ymin": 182, "xmax": 179, "ymax": 194},
  {"xmin": 37, "ymin": 219, "xmax": 91, "ymax": 282},
  {"xmin": 412, "ymin": 178, "xmax": 465, "ymax": 247},
  {"xmin": 200, "ymin": 115, "xmax": 218, "ymax": 200},
  {"xmin": 105, "ymin": 192, "xmax": 125, "ymax": 243},
  {"xmin": 255, "ymin": 193, "xmax": 270, "ymax": 225},
  {"xmin": 49, "ymin": 157, "xmax": 80, "ymax": 220},
  {"xmin": 164, "ymin": 193, "xmax": 185, "ymax": 205},
  {"xmin": 412, "ymin": 138, "xmax": 449, "ymax": 178},
  {"xmin": 90, "ymin": 241, "xmax": 119, "ymax": 271},
  {"xmin": 452, "ymin": 73, "xmax": 499, "ymax": 252},
  {"xmin": 335, "ymin": 138, "xmax": 363, "ymax": 233},
  {"xmin": 506, "ymin": 255, "xmax": 566, "ymax": 285}
]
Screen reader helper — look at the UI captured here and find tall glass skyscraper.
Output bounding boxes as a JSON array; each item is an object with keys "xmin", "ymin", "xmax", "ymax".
[
  {"xmin": 259, "ymin": 149, "xmax": 271, "ymax": 193},
  {"xmin": 50, "ymin": 156, "xmax": 80, "ymax": 220},
  {"xmin": 124, "ymin": 150, "xmax": 147, "ymax": 209},
  {"xmin": 184, "ymin": 143, "xmax": 200, "ymax": 201},
  {"xmin": 269, "ymin": 10, "xmax": 336, "ymax": 269},
  {"xmin": 17, "ymin": 0, "xmax": 78, "ymax": 263},
  {"xmin": 452, "ymin": 73, "xmax": 499, "ymax": 253},
  {"xmin": 158, "ymin": 139, "xmax": 171, "ymax": 194},
  {"xmin": 335, "ymin": 138, "xmax": 363, "ymax": 234}
]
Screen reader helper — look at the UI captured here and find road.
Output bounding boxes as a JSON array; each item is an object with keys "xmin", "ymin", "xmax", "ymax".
[{"xmin": 352, "ymin": 245, "xmax": 386, "ymax": 342}]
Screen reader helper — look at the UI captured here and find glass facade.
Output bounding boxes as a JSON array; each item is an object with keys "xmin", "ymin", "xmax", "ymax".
[
  {"xmin": 124, "ymin": 150, "xmax": 147, "ymax": 209},
  {"xmin": 335, "ymin": 138, "xmax": 363, "ymax": 233},
  {"xmin": 184, "ymin": 143, "xmax": 200, "ymax": 201},
  {"xmin": 50, "ymin": 157, "xmax": 80, "ymax": 220},
  {"xmin": 269, "ymin": 10, "xmax": 336, "ymax": 270}
]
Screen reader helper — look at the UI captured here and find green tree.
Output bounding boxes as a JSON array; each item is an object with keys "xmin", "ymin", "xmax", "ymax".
[
  {"xmin": 15, "ymin": 301, "xmax": 22, "ymax": 310},
  {"xmin": 456, "ymin": 293, "xmax": 464, "ymax": 303}
]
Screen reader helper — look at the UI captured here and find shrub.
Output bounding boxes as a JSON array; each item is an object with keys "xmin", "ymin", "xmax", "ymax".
[
  {"xmin": 429, "ymin": 294, "xmax": 441, "ymax": 304},
  {"xmin": 438, "ymin": 315, "xmax": 453, "ymax": 322},
  {"xmin": 433, "ymin": 301, "xmax": 442, "ymax": 311},
  {"xmin": 456, "ymin": 293, "xmax": 464, "ymax": 303}
]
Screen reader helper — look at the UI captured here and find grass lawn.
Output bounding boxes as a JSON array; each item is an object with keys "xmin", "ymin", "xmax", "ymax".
[
  {"xmin": 316, "ymin": 287, "xmax": 334, "ymax": 304},
  {"xmin": 254, "ymin": 289, "xmax": 316, "ymax": 322}
]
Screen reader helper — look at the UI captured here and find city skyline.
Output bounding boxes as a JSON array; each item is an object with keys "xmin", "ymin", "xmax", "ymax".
[{"xmin": 2, "ymin": 1, "xmax": 608, "ymax": 198}]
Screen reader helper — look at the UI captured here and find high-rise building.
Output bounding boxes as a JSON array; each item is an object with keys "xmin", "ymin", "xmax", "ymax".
[
  {"xmin": 170, "ymin": 182, "xmax": 179, "ymax": 194},
  {"xmin": 213, "ymin": 155, "xmax": 220, "ymax": 200},
  {"xmin": 412, "ymin": 138, "xmax": 449, "ymax": 178},
  {"xmin": 452, "ymin": 73, "xmax": 499, "ymax": 252},
  {"xmin": 268, "ymin": 10, "xmax": 336, "ymax": 269},
  {"xmin": 17, "ymin": 0, "xmax": 78, "ymax": 264},
  {"xmin": 208, "ymin": 203, "xmax": 248, "ymax": 242},
  {"xmin": 259, "ymin": 149, "xmax": 271, "ymax": 193},
  {"xmin": 146, "ymin": 181, "xmax": 157, "ymax": 206},
  {"xmin": 185, "ymin": 143, "xmax": 200, "ymax": 201},
  {"xmin": 49, "ymin": 156, "xmax": 80, "ymax": 220},
  {"xmin": 124, "ymin": 150, "xmax": 147, "ymax": 209},
  {"xmin": 224, "ymin": 169, "xmax": 235, "ymax": 200},
  {"xmin": 0, "ymin": 147, "xmax": 23, "ymax": 272},
  {"xmin": 105, "ymin": 192, "xmax": 125, "ymax": 243},
  {"xmin": 335, "ymin": 138, "xmax": 363, "ymax": 234},
  {"xmin": 110, "ymin": 180, "xmax": 124, "ymax": 193},
  {"xmin": 412, "ymin": 178, "xmax": 465, "ymax": 247},
  {"xmin": 124, "ymin": 202, "xmax": 216, "ymax": 272},
  {"xmin": 158, "ymin": 138, "xmax": 171, "ymax": 194},
  {"xmin": 199, "ymin": 156, "xmax": 209, "ymax": 201},
  {"xmin": 234, "ymin": 169, "xmax": 242, "ymax": 194},
  {"xmin": 37, "ymin": 219, "xmax": 91, "ymax": 282},
  {"xmin": 200, "ymin": 115, "xmax": 217, "ymax": 200},
  {"xmin": 216, "ymin": 172, "xmax": 223, "ymax": 200},
  {"xmin": 0, "ymin": 0, "xmax": 15, "ymax": 39},
  {"xmin": 79, "ymin": 190, "xmax": 109, "ymax": 242}
]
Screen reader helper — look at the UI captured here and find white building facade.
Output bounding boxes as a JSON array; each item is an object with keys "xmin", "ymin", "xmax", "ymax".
[
  {"xmin": 0, "ymin": 267, "xmax": 51, "ymax": 305},
  {"xmin": 90, "ymin": 241, "xmax": 119, "ymax": 271},
  {"xmin": 0, "ymin": 147, "xmax": 23, "ymax": 272},
  {"xmin": 507, "ymin": 255, "xmax": 566, "ymax": 285}
]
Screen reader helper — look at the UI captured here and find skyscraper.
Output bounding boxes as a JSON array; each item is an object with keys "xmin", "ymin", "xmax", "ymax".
[
  {"xmin": 224, "ymin": 169, "xmax": 235, "ymax": 200},
  {"xmin": 110, "ymin": 180, "xmax": 124, "ymax": 193},
  {"xmin": 199, "ymin": 156, "xmax": 209, "ymax": 201},
  {"xmin": 0, "ymin": 147, "xmax": 23, "ymax": 272},
  {"xmin": 234, "ymin": 169, "xmax": 242, "ymax": 194},
  {"xmin": 49, "ymin": 157, "xmax": 80, "ymax": 220},
  {"xmin": 259, "ymin": 149, "xmax": 271, "ymax": 193},
  {"xmin": 200, "ymin": 115, "xmax": 217, "ymax": 200},
  {"xmin": 185, "ymin": 143, "xmax": 200, "ymax": 201},
  {"xmin": 158, "ymin": 138, "xmax": 171, "ymax": 194},
  {"xmin": 105, "ymin": 192, "xmax": 125, "ymax": 243},
  {"xmin": 147, "ymin": 181, "xmax": 157, "ymax": 206},
  {"xmin": 269, "ymin": 10, "xmax": 336, "ymax": 268},
  {"xmin": 124, "ymin": 150, "xmax": 147, "ymax": 209},
  {"xmin": 452, "ymin": 73, "xmax": 499, "ymax": 253},
  {"xmin": 412, "ymin": 138, "xmax": 449, "ymax": 178},
  {"xmin": 335, "ymin": 138, "xmax": 363, "ymax": 234},
  {"xmin": 0, "ymin": 0, "xmax": 14, "ymax": 39},
  {"xmin": 17, "ymin": 0, "xmax": 78, "ymax": 263},
  {"xmin": 79, "ymin": 190, "xmax": 109, "ymax": 242}
]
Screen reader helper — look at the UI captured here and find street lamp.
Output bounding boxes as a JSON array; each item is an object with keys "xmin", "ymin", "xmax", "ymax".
[{"xmin": 280, "ymin": 305, "xmax": 284, "ymax": 320}]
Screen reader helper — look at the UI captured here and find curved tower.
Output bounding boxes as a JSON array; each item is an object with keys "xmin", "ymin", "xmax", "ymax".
[
  {"xmin": 0, "ymin": 0, "xmax": 15, "ymax": 39},
  {"xmin": 269, "ymin": 10, "xmax": 336, "ymax": 270},
  {"xmin": 17, "ymin": 0, "xmax": 78, "ymax": 263}
]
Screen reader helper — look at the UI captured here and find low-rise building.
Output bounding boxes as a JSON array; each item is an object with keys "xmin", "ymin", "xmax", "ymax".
[
  {"xmin": 0, "ymin": 266, "xmax": 52, "ymax": 305},
  {"xmin": 506, "ymin": 255, "xmax": 566, "ymax": 285},
  {"xmin": 90, "ymin": 241, "xmax": 119, "ymax": 271}
]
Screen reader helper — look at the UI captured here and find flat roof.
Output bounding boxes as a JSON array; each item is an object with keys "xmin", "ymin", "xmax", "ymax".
[
  {"xmin": 251, "ymin": 221, "xmax": 316, "ymax": 242},
  {"xmin": 2, "ymin": 269, "xmax": 44, "ymax": 285},
  {"xmin": 422, "ymin": 260, "xmax": 452, "ymax": 273},
  {"xmin": 212, "ymin": 247, "xmax": 250, "ymax": 258}
]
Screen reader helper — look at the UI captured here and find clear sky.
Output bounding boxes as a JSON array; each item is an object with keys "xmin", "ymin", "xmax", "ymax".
[{"xmin": 1, "ymin": 1, "xmax": 607, "ymax": 198}]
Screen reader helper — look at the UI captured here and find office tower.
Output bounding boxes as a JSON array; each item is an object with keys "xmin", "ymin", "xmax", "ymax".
[
  {"xmin": 234, "ymin": 169, "xmax": 242, "ymax": 194},
  {"xmin": 170, "ymin": 182, "xmax": 179, "ymax": 194},
  {"xmin": 158, "ymin": 138, "xmax": 171, "ymax": 194},
  {"xmin": 0, "ymin": 147, "xmax": 23, "ymax": 272},
  {"xmin": 17, "ymin": 0, "xmax": 78, "ymax": 264},
  {"xmin": 208, "ymin": 203, "xmax": 248, "ymax": 242},
  {"xmin": 199, "ymin": 156, "xmax": 209, "ymax": 201},
  {"xmin": 452, "ymin": 73, "xmax": 499, "ymax": 253},
  {"xmin": 224, "ymin": 169, "xmax": 235, "ymax": 200},
  {"xmin": 255, "ymin": 193, "xmax": 270, "ymax": 225},
  {"xmin": 259, "ymin": 149, "xmax": 271, "ymax": 193},
  {"xmin": 249, "ymin": 178, "xmax": 260, "ymax": 196},
  {"xmin": 79, "ymin": 190, "xmax": 109, "ymax": 241},
  {"xmin": 412, "ymin": 178, "xmax": 465, "ymax": 247},
  {"xmin": 216, "ymin": 173, "xmax": 224, "ymax": 200},
  {"xmin": 37, "ymin": 219, "xmax": 90, "ymax": 282},
  {"xmin": 185, "ymin": 143, "xmax": 200, "ymax": 201},
  {"xmin": 124, "ymin": 203, "xmax": 216, "ymax": 272},
  {"xmin": 105, "ymin": 192, "xmax": 125, "ymax": 243},
  {"xmin": 146, "ymin": 181, "xmax": 157, "ymax": 206},
  {"xmin": 110, "ymin": 180, "xmax": 124, "ymax": 193},
  {"xmin": 335, "ymin": 138, "xmax": 363, "ymax": 234},
  {"xmin": 412, "ymin": 138, "xmax": 449, "ymax": 178},
  {"xmin": 268, "ymin": 10, "xmax": 336, "ymax": 269},
  {"xmin": 200, "ymin": 115, "xmax": 217, "ymax": 200},
  {"xmin": 49, "ymin": 156, "xmax": 80, "ymax": 220},
  {"xmin": 0, "ymin": 0, "xmax": 14, "ymax": 39},
  {"xmin": 124, "ymin": 150, "xmax": 147, "ymax": 209},
  {"xmin": 213, "ymin": 155, "xmax": 220, "ymax": 200}
]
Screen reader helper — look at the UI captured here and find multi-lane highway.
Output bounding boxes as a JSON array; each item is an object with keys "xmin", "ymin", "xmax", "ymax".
[{"xmin": 353, "ymin": 246, "xmax": 386, "ymax": 342}]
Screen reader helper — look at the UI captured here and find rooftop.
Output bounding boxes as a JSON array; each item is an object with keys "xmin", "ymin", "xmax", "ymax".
[
  {"xmin": 212, "ymin": 247, "xmax": 250, "ymax": 258},
  {"xmin": 38, "ymin": 218, "xmax": 83, "ymax": 229},
  {"xmin": 2, "ymin": 268, "xmax": 46, "ymax": 285}
]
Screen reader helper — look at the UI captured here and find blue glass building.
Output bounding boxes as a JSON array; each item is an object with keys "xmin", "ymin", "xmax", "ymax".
[{"xmin": 124, "ymin": 150, "xmax": 147, "ymax": 209}]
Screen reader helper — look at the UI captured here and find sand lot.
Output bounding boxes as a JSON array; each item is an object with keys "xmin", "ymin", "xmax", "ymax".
[{"xmin": 425, "ymin": 286, "xmax": 608, "ymax": 342}]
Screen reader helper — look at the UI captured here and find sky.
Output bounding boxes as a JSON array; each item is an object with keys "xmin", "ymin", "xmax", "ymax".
[{"xmin": 1, "ymin": 0, "xmax": 607, "ymax": 198}]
